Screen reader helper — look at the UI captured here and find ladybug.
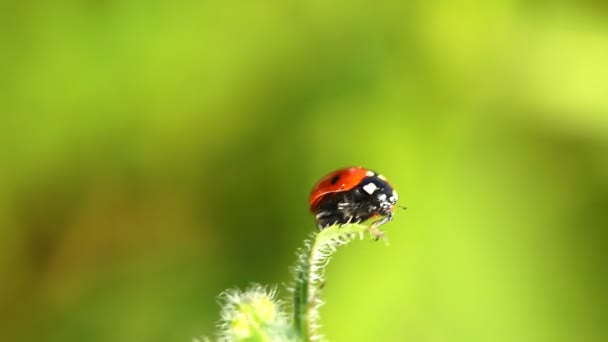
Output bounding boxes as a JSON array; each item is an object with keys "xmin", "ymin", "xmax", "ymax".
[{"xmin": 309, "ymin": 167, "xmax": 399, "ymax": 232}]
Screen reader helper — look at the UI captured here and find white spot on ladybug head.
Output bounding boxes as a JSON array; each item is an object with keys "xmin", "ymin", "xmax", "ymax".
[
  {"xmin": 378, "ymin": 193, "xmax": 387, "ymax": 201},
  {"xmin": 362, "ymin": 182, "xmax": 378, "ymax": 195},
  {"xmin": 377, "ymin": 174, "xmax": 387, "ymax": 181},
  {"xmin": 365, "ymin": 170, "xmax": 375, "ymax": 177}
]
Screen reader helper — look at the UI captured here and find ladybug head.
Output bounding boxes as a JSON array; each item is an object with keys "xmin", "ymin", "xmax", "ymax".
[{"xmin": 358, "ymin": 177, "xmax": 398, "ymax": 213}]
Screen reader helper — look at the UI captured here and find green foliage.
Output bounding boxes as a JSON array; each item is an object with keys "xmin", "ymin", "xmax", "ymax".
[
  {"xmin": 212, "ymin": 224, "xmax": 379, "ymax": 342},
  {"xmin": 216, "ymin": 285, "xmax": 292, "ymax": 342}
]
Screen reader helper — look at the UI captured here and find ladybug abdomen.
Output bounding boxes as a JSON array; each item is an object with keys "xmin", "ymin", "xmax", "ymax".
[{"xmin": 312, "ymin": 191, "xmax": 375, "ymax": 228}]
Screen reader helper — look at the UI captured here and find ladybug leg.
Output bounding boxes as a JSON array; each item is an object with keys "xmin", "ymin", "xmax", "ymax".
[
  {"xmin": 338, "ymin": 215, "xmax": 361, "ymax": 229},
  {"xmin": 337, "ymin": 198, "xmax": 359, "ymax": 228},
  {"xmin": 316, "ymin": 211, "xmax": 349, "ymax": 229},
  {"xmin": 369, "ymin": 213, "xmax": 393, "ymax": 240}
]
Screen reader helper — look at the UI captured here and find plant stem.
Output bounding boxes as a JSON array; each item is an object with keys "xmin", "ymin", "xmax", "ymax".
[{"xmin": 292, "ymin": 224, "xmax": 372, "ymax": 341}]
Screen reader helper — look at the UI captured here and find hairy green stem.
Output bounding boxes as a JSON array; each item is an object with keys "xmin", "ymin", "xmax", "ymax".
[
  {"xmin": 292, "ymin": 224, "xmax": 373, "ymax": 341},
  {"xmin": 211, "ymin": 224, "xmax": 386, "ymax": 341}
]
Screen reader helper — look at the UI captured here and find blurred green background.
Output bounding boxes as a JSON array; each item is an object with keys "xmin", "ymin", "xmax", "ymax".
[{"xmin": 1, "ymin": 1, "xmax": 607, "ymax": 341}]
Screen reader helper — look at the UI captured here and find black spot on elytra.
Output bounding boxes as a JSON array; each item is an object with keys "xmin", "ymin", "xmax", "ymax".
[{"xmin": 330, "ymin": 175, "xmax": 340, "ymax": 185}]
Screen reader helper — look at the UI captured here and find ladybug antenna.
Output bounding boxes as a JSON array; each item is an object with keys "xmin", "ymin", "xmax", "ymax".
[{"xmin": 399, "ymin": 205, "xmax": 408, "ymax": 211}]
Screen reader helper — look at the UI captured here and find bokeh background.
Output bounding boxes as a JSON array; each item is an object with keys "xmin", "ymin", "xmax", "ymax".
[{"xmin": 1, "ymin": 1, "xmax": 607, "ymax": 341}]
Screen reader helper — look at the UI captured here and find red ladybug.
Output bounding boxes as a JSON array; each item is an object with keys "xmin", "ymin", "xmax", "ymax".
[{"xmin": 309, "ymin": 167, "xmax": 399, "ymax": 230}]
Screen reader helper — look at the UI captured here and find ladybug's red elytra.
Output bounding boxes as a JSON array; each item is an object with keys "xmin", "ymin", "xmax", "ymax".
[{"xmin": 309, "ymin": 167, "xmax": 399, "ymax": 231}]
